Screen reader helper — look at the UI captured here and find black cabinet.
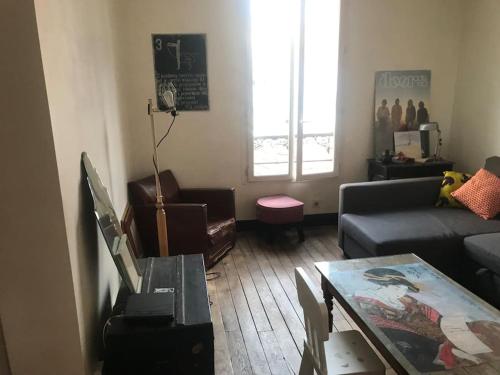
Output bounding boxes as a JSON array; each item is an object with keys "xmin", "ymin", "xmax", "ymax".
[
  {"xmin": 102, "ymin": 255, "xmax": 213, "ymax": 375},
  {"xmin": 368, "ymin": 159, "xmax": 454, "ymax": 181}
]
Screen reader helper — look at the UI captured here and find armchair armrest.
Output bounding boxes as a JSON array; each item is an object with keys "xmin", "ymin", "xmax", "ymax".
[
  {"xmin": 338, "ymin": 177, "xmax": 442, "ymax": 248},
  {"xmin": 165, "ymin": 203, "xmax": 209, "ymax": 253},
  {"xmin": 180, "ymin": 188, "xmax": 235, "ymax": 219}
]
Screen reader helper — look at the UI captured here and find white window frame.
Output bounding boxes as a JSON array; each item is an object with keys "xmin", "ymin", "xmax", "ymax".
[{"xmin": 247, "ymin": 0, "xmax": 341, "ymax": 182}]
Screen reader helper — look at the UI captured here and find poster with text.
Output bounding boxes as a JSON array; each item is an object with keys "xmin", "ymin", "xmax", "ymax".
[
  {"xmin": 373, "ymin": 70, "xmax": 431, "ymax": 157},
  {"xmin": 152, "ymin": 34, "xmax": 209, "ymax": 111}
]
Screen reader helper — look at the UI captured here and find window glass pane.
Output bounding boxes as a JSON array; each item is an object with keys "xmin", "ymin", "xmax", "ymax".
[
  {"xmin": 301, "ymin": 0, "xmax": 340, "ymax": 175},
  {"xmin": 250, "ymin": 0, "xmax": 297, "ymax": 176},
  {"xmin": 253, "ymin": 135, "xmax": 289, "ymax": 177},
  {"xmin": 301, "ymin": 134, "xmax": 334, "ymax": 175}
]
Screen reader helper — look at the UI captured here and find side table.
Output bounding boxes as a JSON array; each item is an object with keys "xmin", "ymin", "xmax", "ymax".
[{"xmin": 368, "ymin": 159, "xmax": 454, "ymax": 181}]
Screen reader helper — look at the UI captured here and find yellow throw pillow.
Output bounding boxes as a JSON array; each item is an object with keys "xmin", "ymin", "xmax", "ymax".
[{"xmin": 436, "ymin": 171, "xmax": 472, "ymax": 208}]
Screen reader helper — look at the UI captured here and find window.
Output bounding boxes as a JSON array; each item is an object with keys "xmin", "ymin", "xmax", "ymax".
[{"xmin": 249, "ymin": 0, "xmax": 341, "ymax": 180}]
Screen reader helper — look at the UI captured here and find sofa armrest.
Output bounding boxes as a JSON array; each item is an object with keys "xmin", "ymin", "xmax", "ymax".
[
  {"xmin": 180, "ymin": 188, "xmax": 235, "ymax": 219},
  {"xmin": 338, "ymin": 176, "xmax": 442, "ymax": 248},
  {"xmin": 165, "ymin": 203, "xmax": 209, "ymax": 252}
]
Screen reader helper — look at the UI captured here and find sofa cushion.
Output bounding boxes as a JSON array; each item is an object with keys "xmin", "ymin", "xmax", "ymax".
[
  {"xmin": 423, "ymin": 208, "xmax": 500, "ymax": 237},
  {"xmin": 452, "ymin": 168, "xmax": 500, "ymax": 220},
  {"xmin": 485, "ymin": 156, "xmax": 500, "ymax": 176},
  {"xmin": 464, "ymin": 234, "xmax": 500, "ymax": 275},
  {"xmin": 342, "ymin": 209, "xmax": 457, "ymax": 257},
  {"xmin": 342, "ymin": 208, "xmax": 500, "ymax": 257}
]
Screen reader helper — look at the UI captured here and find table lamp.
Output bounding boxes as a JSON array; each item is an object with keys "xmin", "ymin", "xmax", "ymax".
[
  {"xmin": 147, "ymin": 82, "xmax": 177, "ymax": 257},
  {"xmin": 419, "ymin": 122, "xmax": 442, "ymax": 161}
]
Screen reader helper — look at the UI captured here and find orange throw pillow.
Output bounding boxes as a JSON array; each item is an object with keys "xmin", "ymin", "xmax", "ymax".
[{"xmin": 451, "ymin": 168, "xmax": 500, "ymax": 220}]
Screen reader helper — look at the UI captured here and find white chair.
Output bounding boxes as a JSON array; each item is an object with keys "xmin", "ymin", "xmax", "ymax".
[{"xmin": 295, "ymin": 267, "xmax": 385, "ymax": 375}]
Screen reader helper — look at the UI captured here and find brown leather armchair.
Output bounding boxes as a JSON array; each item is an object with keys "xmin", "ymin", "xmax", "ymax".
[{"xmin": 128, "ymin": 170, "xmax": 236, "ymax": 268}]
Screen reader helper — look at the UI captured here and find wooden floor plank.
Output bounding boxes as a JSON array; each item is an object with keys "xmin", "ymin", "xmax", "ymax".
[
  {"xmin": 285, "ymin": 241, "xmax": 323, "ymax": 285},
  {"xmin": 276, "ymin": 241, "xmax": 321, "ymax": 287},
  {"xmin": 317, "ymin": 229, "xmax": 342, "ymax": 259},
  {"xmin": 257, "ymin": 240, "xmax": 304, "ymax": 325},
  {"xmin": 213, "ymin": 262, "xmax": 240, "ymax": 332},
  {"xmin": 300, "ymin": 239, "xmax": 327, "ymax": 263},
  {"xmin": 308, "ymin": 237, "xmax": 335, "ymax": 262},
  {"xmin": 272, "ymin": 242, "xmax": 300, "ymax": 287},
  {"xmin": 229, "ymin": 244, "xmax": 272, "ymax": 333},
  {"xmin": 258, "ymin": 331, "xmax": 291, "ymax": 375},
  {"xmin": 237, "ymin": 238, "xmax": 303, "ymax": 372},
  {"xmin": 207, "ymin": 275, "xmax": 234, "ymax": 375},
  {"xmin": 223, "ymin": 254, "xmax": 272, "ymax": 374},
  {"xmin": 245, "ymin": 235, "xmax": 306, "ymax": 350},
  {"xmin": 226, "ymin": 330, "xmax": 253, "ymax": 375}
]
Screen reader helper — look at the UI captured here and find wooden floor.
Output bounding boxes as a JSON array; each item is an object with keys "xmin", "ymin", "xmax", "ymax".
[{"xmin": 207, "ymin": 225, "xmax": 393, "ymax": 375}]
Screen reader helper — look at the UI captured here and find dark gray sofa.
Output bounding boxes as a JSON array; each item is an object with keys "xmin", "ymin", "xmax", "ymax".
[{"xmin": 338, "ymin": 156, "xmax": 500, "ymax": 304}]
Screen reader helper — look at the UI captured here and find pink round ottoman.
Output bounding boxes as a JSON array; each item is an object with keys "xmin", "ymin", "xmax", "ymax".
[{"xmin": 256, "ymin": 195, "xmax": 305, "ymax": 242}]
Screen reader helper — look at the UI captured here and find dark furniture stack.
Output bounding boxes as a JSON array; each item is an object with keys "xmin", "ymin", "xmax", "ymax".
[
  {"xmin": 128, "ymin": 170, "xmax": 236, "ymax": 268},
  {"xmin": 103, "ymin": 255, "xmax": 213, "ymax": 375},
  {"xmin": 339, "ymin": 156, "xmax": 500, "ymax": 306},
  {"xmin": 368, "ymin": 159, "xmax": 454, "ymax": 181},
  {"xmin": 83, "ymin": 154, "xmax": 215, "ymax": 374}
]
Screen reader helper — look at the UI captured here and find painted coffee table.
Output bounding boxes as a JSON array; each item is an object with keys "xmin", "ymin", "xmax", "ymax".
[{"xmin": 316, "ymin": 254, "xmax": 500, "ymax": 374}]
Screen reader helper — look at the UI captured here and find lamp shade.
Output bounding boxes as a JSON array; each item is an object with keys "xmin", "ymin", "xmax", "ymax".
[{"xmin": 419, "ymin": 122, "xmax": 439, "ymax": 132}]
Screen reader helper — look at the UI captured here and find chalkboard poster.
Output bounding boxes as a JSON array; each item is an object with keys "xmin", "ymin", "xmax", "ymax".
[{"xmin": 152, "ymin": 34, "xmax": 209, "ymax": 111}]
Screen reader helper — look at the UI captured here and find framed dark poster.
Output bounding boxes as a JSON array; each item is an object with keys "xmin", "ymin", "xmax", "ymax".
[{"xmin": 152, "ymin": 34, "xmax": 209, "ymax": 111}]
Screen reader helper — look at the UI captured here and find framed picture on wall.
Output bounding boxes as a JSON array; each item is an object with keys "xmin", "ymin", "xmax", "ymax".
[
  {"xmin": 152, "ymin": 34, "xmax": 209, "ymax": 111},
  {"xmin": 373, "ymin": 70, "xmax": 431, "ymax": 158}
]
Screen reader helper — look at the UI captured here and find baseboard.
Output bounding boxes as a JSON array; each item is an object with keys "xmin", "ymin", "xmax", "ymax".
[{"xmin": 236, "ymin": 212, "xmax": 338, "ymax": 232}]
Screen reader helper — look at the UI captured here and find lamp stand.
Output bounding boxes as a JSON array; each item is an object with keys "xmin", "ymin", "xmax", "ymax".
[
  {"xmin": 434, "ymin": 129, "xmax": 442, "ymax": 161},
  {"xmin": 148, "ymin": 99, "xmax": 169, "ymax": 257},
  {"xmin": 427, "ymin": 129, "xmax": 443, "ymax": 162}
]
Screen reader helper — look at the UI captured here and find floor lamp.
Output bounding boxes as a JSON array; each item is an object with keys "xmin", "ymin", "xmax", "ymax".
[{"xmin": 147, "ymin": 83, "xmax": 177, "ymax": 257}]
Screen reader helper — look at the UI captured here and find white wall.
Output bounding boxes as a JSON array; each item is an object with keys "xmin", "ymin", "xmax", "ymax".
[
  {"xmin": 0, "ymin": 1, "xmax": 85, "ymax": 374},
  {"xmin": 450, "ymin": 0, "xmax": 500, "ymax": 173},
  {"xmin": 34, "ymin": 0, "xmax": 130, "ymax": 373},
  {"xmin": 114, "ymin": 0, "xmax": 464, "ymax": 220}
]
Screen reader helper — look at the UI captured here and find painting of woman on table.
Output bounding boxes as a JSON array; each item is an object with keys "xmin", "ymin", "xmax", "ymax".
[{"xmin": 353, "ymin": 267, "xmax": 500, "ymax": 372}]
